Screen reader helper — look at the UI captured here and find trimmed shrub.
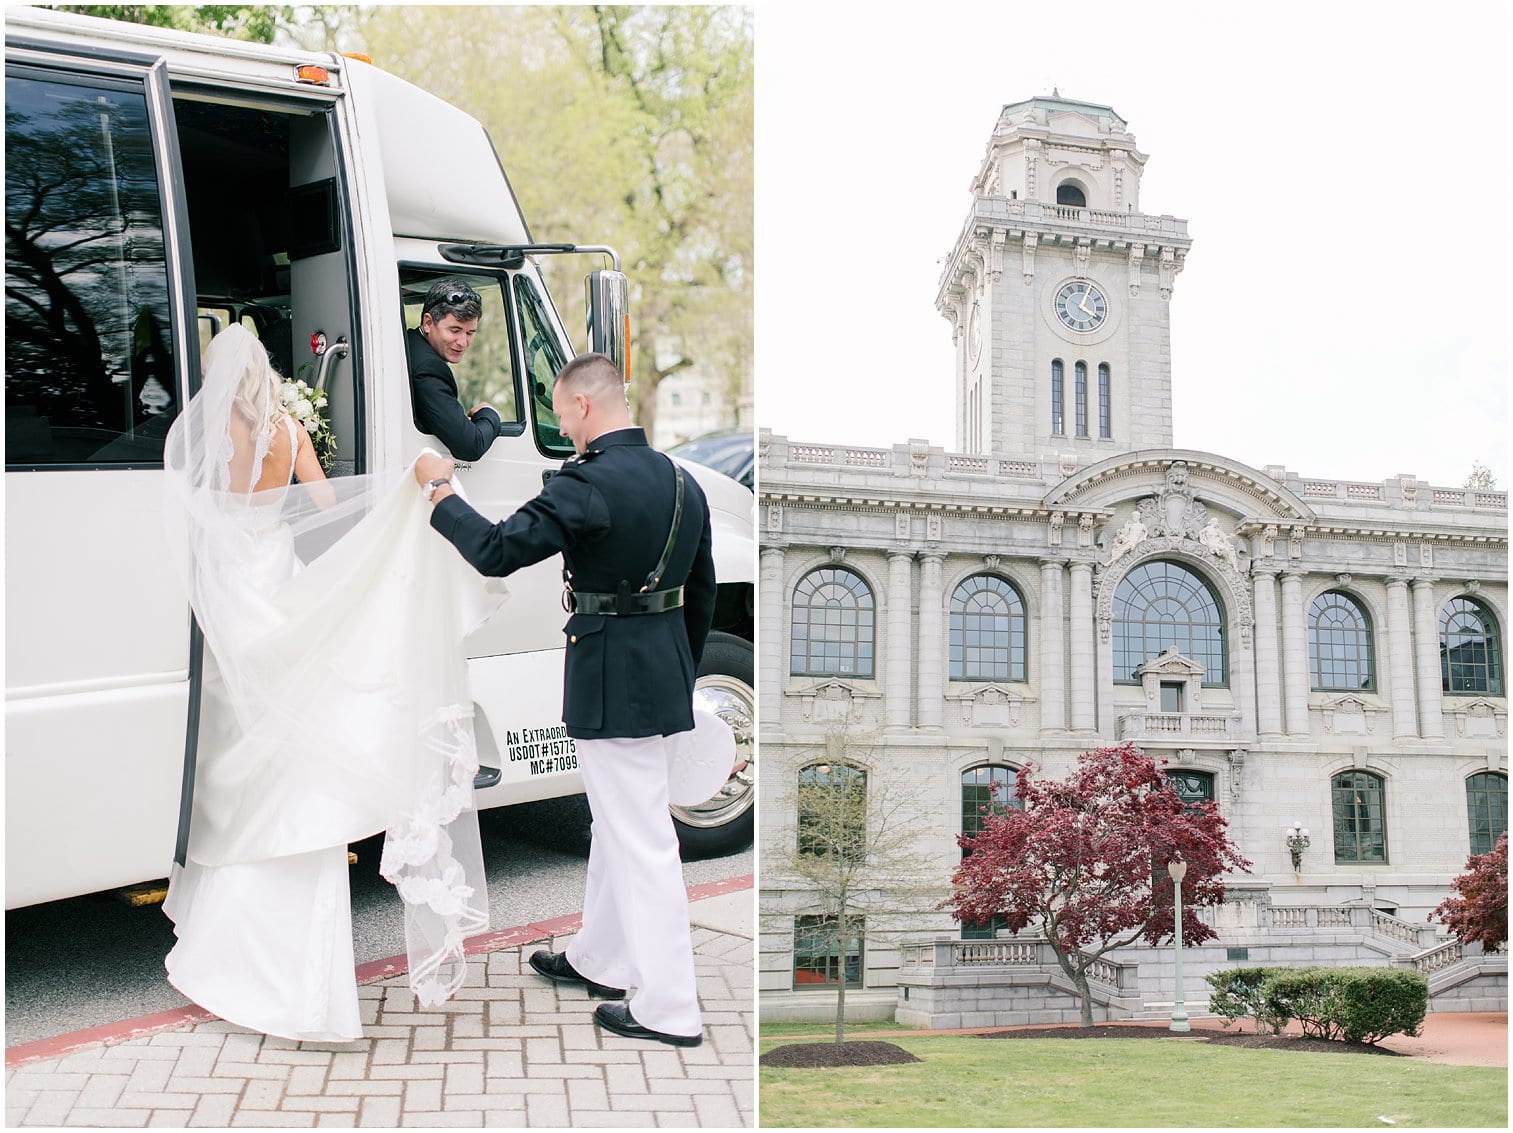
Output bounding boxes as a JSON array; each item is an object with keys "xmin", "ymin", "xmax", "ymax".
[
  {"xmin": 1213, "ymin": 966, "xmax": 1429, "ymax": 1045},
  {"xmin": 1334, "ymin": 967, "xmax": 1427, "ymax": 1044},
  {"xmin": 1205, "ymin": 967, "xmax": 1283, "ymax": 1033}
]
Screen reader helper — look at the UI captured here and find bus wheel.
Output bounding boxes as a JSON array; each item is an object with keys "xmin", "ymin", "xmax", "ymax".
[{"xmin": 672, "ymin": 632, "xmax": 754, "ymax": 860}]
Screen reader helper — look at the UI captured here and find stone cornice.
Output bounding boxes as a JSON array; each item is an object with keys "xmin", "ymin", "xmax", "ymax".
[{"xmin": 1045, "ymin": 449, "xmax": 1314, "ymax": 522}]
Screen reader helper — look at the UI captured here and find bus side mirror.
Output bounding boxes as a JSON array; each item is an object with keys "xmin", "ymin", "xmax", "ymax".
[{"xmin": 585, "ymin": 269, "xmax": 630, "ymax": 384}]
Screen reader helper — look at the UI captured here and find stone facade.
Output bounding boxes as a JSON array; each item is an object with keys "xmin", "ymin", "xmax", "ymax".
[{"xmin": 757, "ymin": 97, "xmax": 1508, "ymax": 1024}]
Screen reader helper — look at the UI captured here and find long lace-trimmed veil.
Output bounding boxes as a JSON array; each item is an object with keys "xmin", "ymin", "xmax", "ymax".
[{"xmin": 163, "ymin": 325, "xmax": 502, "ymax": 1006}]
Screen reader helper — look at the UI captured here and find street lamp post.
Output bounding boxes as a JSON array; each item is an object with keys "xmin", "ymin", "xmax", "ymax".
[{"xmin": 1168, "ymin": 857, "xmax": 1190, "ymax": 1033}]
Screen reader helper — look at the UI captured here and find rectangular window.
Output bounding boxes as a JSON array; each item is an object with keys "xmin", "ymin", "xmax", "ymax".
[
  {"xmin": 1050, "ymin": 361, "xmax": 1064, "ymax": 435},
  {"xmin": 1074, "ymin": 362, "xmax": 1088, "ymax": 436},
  {"xmin": 6, "ymin": 70, "xmax": 176, "ymax": 469},
  {"xmin": 1160, "ymin": 682, "xmax": 1184, "ymax": 713},
  {"xmin": 1333, "ymin": 773, "xmax": 1388, "ymax": 863},
  {"xmin": 1098, "ymin": 363, "xmax": 1111, "ymax": 438},
  {"xmin": 513, "ymin": 273, "xmax": 576, "ymax": 459},
  {"xmin": 402, "ymin": 270, "xmax": 521, "ymax": 429},
  {"xmin": 793, "ymin": 915, "xmax": 863, "ymax": 988}
]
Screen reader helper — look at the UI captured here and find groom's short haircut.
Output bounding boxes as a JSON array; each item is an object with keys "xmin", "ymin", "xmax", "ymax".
[
  {"xmin": 554, "ymin": 353, "xmax": 624, "ymax": 400},
  {"xmin": 421, "ymin": 278, "xmax": 483, "ymax": 324}
]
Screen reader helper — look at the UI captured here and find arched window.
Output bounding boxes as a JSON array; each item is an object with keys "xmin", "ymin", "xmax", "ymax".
[
  {"xmin": 1056, "ymin": 182, "xmax": 1087, "ymax": 207},
  {"xmin": 1112, "ymin": 560, "xmax": 1227, "ymax": 685},
  {"xmin": 949, "ymin": 575, "xmax": 1027, "ymax": 682},
  {"xmin": 1441, "ymin": 597, "xmax": 1503, "ymax": 695},
  {"xmin": 1166, "ymin": 770, "xmax": 1215, "ymax": 808},
  {"xmin": 1050, "ymin": 359, "xmax": 1064, "ymax": 435},
  {"xmin": 1097, "ymin": 363, "xmax": 1111, "ymax": 439},
  {"xmin": 959, "ymin": 765, "xmax": 1021, "ymax": 939},
  {"xmin": 797, "ymin": 762, "xmax": 867, "ymax": 861},
  {"xmin": 1309, "ymin": 591, "xmax": 1376, "ymax": 691},
  {"xmin": 1074, "ymin": 361, "xmax": 1088, "ymax": 436},
  {"xmin": 1332, "ymin": 770, "xmax": 1387, "ymax": 863},
  {"xmin": 791, "ymin": 568, "xmax": 875, "ymax": 677},
  {"xmin": 1466, "ymin": 772, "xmax": 1508, "ymax": 856}
]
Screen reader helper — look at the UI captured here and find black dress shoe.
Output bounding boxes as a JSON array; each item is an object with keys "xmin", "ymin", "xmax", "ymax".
[
  {"xmin": 528, "ymin": 949, "xmax": 625, "ymax": 999},
  {"xmin": 593, "ymin": 1002, "xmax": 702, "ymax": 1047}
]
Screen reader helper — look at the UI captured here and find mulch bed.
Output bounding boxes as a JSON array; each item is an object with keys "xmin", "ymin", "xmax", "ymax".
[
  {"xmin": 761, "ymin": 1040, "xmax": 923, "ymax": 1068},
  {"xmin": 977, "ymin": 1023, "xmax": 1404, "ymax": 1056},
  {"xmin": 762, "ymin": 1025, "xmax": 1409, "ymax": 1068}
]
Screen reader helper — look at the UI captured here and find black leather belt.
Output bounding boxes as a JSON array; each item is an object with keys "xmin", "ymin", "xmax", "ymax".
[{"xmin": 568, "ymin": 587, "xmax": 684, "ymax": 616}]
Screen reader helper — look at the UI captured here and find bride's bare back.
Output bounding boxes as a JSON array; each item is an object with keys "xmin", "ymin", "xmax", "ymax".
[{"xmin": 227, "ymin": 410, "xmax": 326, "ymax": 494}]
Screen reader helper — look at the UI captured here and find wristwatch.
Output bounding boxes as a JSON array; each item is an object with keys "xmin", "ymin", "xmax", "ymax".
[{"xmin": 423, "ymin": 477, "xmax": 452, "ymax": 502}]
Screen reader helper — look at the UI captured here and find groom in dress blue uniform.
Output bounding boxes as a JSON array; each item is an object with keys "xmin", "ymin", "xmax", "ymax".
[{"xmin": 413, "ymin": 352, "xmax": 714, "ymax": 1046}]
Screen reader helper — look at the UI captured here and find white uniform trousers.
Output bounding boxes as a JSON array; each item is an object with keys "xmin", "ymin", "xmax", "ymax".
[{"xmin": 566, "ymin": 734, "xmax": 701, "ymax": 1037}]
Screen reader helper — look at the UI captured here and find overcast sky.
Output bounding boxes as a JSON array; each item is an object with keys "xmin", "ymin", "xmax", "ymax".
[{"xmin": 755, "ymin": 4, "xmax": 1509, "ymax": 490}]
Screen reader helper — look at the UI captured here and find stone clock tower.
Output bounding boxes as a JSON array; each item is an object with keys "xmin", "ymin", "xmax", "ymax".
[{"xmin": 937, "ymin": 95, "xmax": 1192, "ymax": 463}]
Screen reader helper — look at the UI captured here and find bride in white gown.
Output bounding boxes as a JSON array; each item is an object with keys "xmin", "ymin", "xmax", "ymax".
[{"xmin": 161, "ymin": 325, "xmax": 502, "ymax": 1041}]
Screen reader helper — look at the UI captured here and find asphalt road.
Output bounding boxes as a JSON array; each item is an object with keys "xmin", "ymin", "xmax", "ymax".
[{"xmin": 4, "ymin": 797, "xmax": 752, "ymax": 1048}]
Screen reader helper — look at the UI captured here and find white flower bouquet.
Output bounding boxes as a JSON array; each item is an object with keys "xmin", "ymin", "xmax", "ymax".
[{"xmin": 279, "ymin": 377, "xmax": 336, "ymax": 472}]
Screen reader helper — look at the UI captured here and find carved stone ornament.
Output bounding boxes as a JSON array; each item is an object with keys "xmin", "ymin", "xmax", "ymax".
[
  {"xmin": 1450, "ymin": 698, "xmax": 1507, "ymax": 739},
  {"xmin": 1288, "ymin": 526, "xmax": 1304, "ymax": 560},
  {"xmin": 1127, "ymin": 243, "xmax": 1144, "ymax": 297},
  {"xmin": 1048, "ymin": 512, "xmax": 1065, "ymax": 548},
  {"xmin": 1175, "ymin": 747, "xmax": 1196, "ymax": 766},
  {"xmin": 927, "ymin": 514, "xmax": 943, "ymax": 542},
  {"xmin": 983, "ymin": 554, "xmax": 1001, "ymax": 571},
  {"xmin": 1419, "ymin": 543, "xmax": 1434, "ymax": 568},
  {"xmin": 1399, "ymin": 475, "xmax": 1418, "ymax": 507},
  {"xmin": 895, "ymin": 513, "xmax": 910, "ymax": 540},
  {"xmin": 1059, "ymin": 452, "xmax": 1080, "ymax": 477},
  {"xmin": 989, "ymin": 229, "xmax": 1006, "ymax": 281},
  {"xmin": 1322, "ymin": 694, "xmax": 1378, "ymax": 736},
  {"xmin": 828, "ymin": 546, "xmax": 847, "ymax": 563},
  {"xmin": 1226, "ymin": 749, "xmax": 1246, "ymax": 801},
  {"xmin": 1022, "ymin": 232, "xmax": 1038, "ymax": 285},
  {"xmin": 1467, "ymin": 579, "xmax": 1482, "ymax": 593},
  {"xmin": 1335, "ymin": 573, "xmax": 1352, "ymax": 587},
  {"xmin": 1094, "ymin": 465, "xmax": 1254, "ymax": 645},
  {"xmin": 953, "ymin": 684, "xmax": 1032, "ymax": 728},
  {"xmin": 1074, "ymin": 240, "xmax": 1092, "ymax": 277},
  {"xmin": 1394, "ymin": 541, "xmax": 1408, "ymax": 567},
  {"xmin": 910, "ymin": 442, "xmax": 930, "ymax": 476},
  {"xmin": 1077, "ymin": 514, "xmax": 1095, "ymax": 548},
  {"xmin": 767, "ymin": 504, "xmax": 783, "ymax": 534},
  {"xmin": 1106, "ymin": 509, "xmax": 1149, "ymax": 570},
  {"xmin": 800, "ymin": 679, "xmax": 856, "ymax": 725},
  {"xmin": 1261, "ymin": 525, "xmax": 1278, "ymax": 558}
]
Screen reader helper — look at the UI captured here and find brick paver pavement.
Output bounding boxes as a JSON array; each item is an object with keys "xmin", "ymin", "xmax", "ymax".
[{"xmin": 6, "ymin": 886, "xmax": 754, "ymax": 1128}]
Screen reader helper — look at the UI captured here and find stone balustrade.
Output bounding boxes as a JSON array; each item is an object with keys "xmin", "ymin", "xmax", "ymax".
[
  {"xmin": 1410, "ymin": 940, "xmax": 1464, "ymax": 976},
  {"xmin": 1116, "ymin": 711, "xmax": 1241, "ymax": 741}
]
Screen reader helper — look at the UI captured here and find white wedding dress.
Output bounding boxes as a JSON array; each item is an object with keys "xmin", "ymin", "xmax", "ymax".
[{"xmin": 161, "ymin": 327, "xmax": 503, "ymax": 1041}]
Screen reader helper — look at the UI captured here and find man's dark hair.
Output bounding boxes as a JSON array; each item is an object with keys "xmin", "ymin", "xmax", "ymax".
[{"xmin": 422, "ymin": 278, "xmax": 483, "ymax": 324}]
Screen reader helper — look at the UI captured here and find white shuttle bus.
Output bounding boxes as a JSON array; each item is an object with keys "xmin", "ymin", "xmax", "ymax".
[{"xmin": 4, "ymin": 7, "xmax": 755, "ymax": 910}]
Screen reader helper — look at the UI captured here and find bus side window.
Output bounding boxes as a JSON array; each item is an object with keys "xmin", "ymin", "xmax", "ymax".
[
  {"xmin": 5, "ymin": 69, "xmax": 176, "ymax": 469},
  {"xmin": 400, "ymin": 271, "xmax": 521, "ymax": 431},
  {"xmin": 512, "ymin": 273, "xmax": 574, "ymax": 460}
]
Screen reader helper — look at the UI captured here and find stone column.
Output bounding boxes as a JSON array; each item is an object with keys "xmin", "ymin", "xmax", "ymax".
[
  {"xmin": 886, "ymin": 552, "xmax": 914, "ymax": 729},
  {"xmin": 1411, "ymin": 577, "xmax": 1445, "ymax": 739},
  {"xmin": 1039, "ymin": 558, "xmax": 1066, "ymax": 733},
  {"xmin": 1385, "ymin": 576, "xmax": 1419, "ymax": 740},
  {"xmin": 759, "ymin": 546, "xmax": 785, "ymax": 727},
  {"xmin": 1069, "ymin": 560, "xmax": 1096, "ymax": 731},
  {"xmin": 1279, "ymin": 571, "xmax": 1310, "ymax": 735},
  {"xmin": 918, "ymin": 554, "xmax": 946, "ymax": 729},
  {"xmin": 1252, "ymin": 568, "xmax": 1283, "ymax": 736}
]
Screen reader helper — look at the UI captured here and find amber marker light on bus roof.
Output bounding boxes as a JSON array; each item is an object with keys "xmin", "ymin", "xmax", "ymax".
[
  {"xmin": 294, "ymin": 64, "xmax": 331, "ymax": 85},
  {"xmin": 342, "ymin": 53, "xmax": 372, "ymax": 64}
]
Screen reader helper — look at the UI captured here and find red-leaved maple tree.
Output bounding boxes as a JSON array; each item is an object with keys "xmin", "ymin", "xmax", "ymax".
[
  {"xmin": 945, "ymin": 743, "xmax": 1250, "ymax": 1027},
  {"xmin": 1430, "ymin": 832, "xmax": 1508, "ymax": 951}
]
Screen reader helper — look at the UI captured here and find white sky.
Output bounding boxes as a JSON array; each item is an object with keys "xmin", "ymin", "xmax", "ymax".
[{"xmin": 755, "ymin": 4, "xmax": 1510, "ymax": 489}]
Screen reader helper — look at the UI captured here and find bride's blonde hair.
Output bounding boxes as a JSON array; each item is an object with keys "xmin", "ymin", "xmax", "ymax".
[{"xmin": 207, "ymin": 326, "xmax": 287, "ymax": 441}]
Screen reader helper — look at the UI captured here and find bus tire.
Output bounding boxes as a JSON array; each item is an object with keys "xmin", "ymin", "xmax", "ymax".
[{"xmin": 672, "ymin": 631, "xmax": 755, "ymax": 860}]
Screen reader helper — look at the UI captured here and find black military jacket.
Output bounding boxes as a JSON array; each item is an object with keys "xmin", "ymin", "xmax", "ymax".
[
  {"xmin": 429, "ymin": 428, "xmax": 716, "ymax": 740},
  {"xmin": 406, "ymin": 327, "xmax": 502, "ymax": 462}
]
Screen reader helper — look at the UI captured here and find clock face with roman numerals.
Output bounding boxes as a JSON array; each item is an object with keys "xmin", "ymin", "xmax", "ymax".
[{"xmin": 1055, "ymin": 279, "xmax": 1108, "ymax": 333}]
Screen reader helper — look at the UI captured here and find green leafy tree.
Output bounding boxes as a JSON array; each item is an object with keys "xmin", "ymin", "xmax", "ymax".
[
  {"xmin": 352, "ymin": 6, "xmax": 752, "ymax": 444},
  {"xmin": 51, "ymin": 5, "xmax": 298, "ymax": 43},
  {"xmin": 1464, "ymin": 461, "xmax": 1500, "ymax": 491},
  {"xmin": 768, "ymin": 725, "xmax": 936, "ymax": 1044}
]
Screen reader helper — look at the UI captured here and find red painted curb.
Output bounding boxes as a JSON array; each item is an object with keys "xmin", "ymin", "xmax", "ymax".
[{"xmin": 6, "ymin": 874, "xmax": 753, "ymax": 1068}]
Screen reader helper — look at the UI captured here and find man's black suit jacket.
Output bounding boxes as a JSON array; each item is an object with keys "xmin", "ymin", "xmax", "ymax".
[
  {"xmin": 406, "ymin": 327, "xmax": 501, "ymax": 461},
  {"xmin": 430, "ymin": 428, "xmax": 716, "ymax": 740}
]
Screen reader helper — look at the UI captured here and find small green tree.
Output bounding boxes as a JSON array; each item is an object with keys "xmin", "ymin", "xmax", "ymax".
[
  {"xmin": 1463, "ymin": 461, "xmax": 1499, "ymax": 491},
  {"xmin": 768, "ymin": 725, "xmax": 936, "ymax": 1044}
]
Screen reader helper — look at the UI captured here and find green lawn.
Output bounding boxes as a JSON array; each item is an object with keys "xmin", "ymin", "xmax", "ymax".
[
  {"xmin": 760, "ymin": 1020, "xmax": 922, "ymax": 1039},
  {"xmin": 759, "ymin": 1035, "xmax": 1508, "ymax": 1128}
]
